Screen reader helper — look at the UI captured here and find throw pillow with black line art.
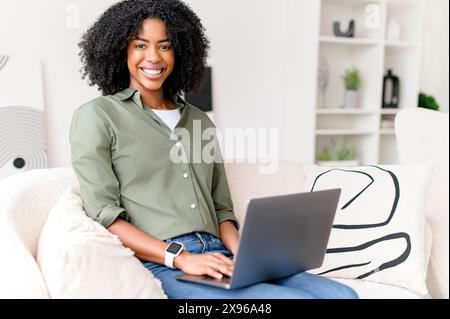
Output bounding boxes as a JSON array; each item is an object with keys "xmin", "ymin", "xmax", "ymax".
[{"xmin": 304, "ymin": 163, "xmax": 432, "ymax": 296}]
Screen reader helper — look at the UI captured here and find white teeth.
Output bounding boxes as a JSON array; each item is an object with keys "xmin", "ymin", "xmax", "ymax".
[{"xmin": 142, "ymin": 68, "xmax": 163, "ymax": 75}]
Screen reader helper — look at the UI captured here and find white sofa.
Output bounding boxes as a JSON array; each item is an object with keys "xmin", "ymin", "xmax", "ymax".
[{"xmin": 0, "ymin": 108, "xmax": 448, "ymax": 299}]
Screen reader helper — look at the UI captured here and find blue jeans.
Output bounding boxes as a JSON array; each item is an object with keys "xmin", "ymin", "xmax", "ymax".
[{"xmin": 142, "ymin": 232, "xmax": 358, "ymax": 299}]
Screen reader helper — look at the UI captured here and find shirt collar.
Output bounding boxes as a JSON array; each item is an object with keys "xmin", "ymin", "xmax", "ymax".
[
  {"xmin": 114, "ymin": 88, "xmax": 137, "ymax": 101},
  {"xmin": 113, "ymin": 88, "xmax": 187, "ymax": 110}
]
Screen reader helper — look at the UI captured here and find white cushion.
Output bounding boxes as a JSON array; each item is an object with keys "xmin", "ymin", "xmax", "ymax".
[
  {"xmin": 0, "ymin": 229, "xmax": 49, "ymax": 299},
  {"xmin": 424, "ymin": 221, "xmax": 432, "ymax": 274},
  {"xmin": 336, "ymin": 220, "xmax": 431, "ymax": 299},
  {"xmin": 304, "ymin": 163, "xmax": 433, "ymax": 297},
  {"xmin": 396, "ymin": 108, "xmax": 449, "ymax": 299},
  {"xmin": 333, "ymin": 279, "xmax": 424, "ymax": 299},
  {"xmin": 0, "ymin": 168, "xmax": 76, "ymax": 298},
  {"xmin": 37, "ymin": 187, "xmax": 167, "ymax": 299}
]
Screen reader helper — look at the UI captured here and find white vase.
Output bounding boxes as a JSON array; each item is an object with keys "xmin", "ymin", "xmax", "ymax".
[
  {"xmin": 387, "ymin": 19, "xmax": 401, "ymax": 42},
  {"xmin": 343, "ymin": 90, "xmax": 359, "ymax": 108}
]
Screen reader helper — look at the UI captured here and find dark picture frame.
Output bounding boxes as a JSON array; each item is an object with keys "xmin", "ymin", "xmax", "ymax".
[{"xmin": 185, "ymin": 66, "xmax": 213, "ymax": 112}]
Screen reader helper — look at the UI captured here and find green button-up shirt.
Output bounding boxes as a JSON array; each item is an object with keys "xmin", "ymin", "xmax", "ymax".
[{"xmin": 69, "ymin": 88, "xmax": 239, "ymax": 240}]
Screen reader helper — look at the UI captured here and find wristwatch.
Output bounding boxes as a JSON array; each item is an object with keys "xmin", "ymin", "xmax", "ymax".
[{"xmin": 164, "ymin": 242, "xmax": 184, "ymax": 269}]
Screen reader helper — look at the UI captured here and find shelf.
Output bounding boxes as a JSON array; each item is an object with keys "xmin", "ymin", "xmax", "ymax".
[
  {"xmin": 317, "ymin": 109, "xmax": 377, "ymax": 115},
  {"xmin": 319, "ymin": 37, "xmax": 381, "ymax": 46},
  {"xmin": 379, "ymin": 129, "xmax": 395, "ymax": 135},
  {"xmin": 384, "ymin": 41, "xmax": 420, "ymax": 48},
  {"xmin": 380, "ymin": 109, "xmax": 400, "ymax": 115},
  {"xmin": 316, "ymin": 129, "xmax": 375, "ymax": 136},
  {"xmin": 315, "ymin": 0, "xmax": 424, "ymax": 165},
  {"xmin": 386, "ymin": 0, "xmax": 422, "ymax": 6},
  {"xmin": 323, "ymin": 0, "xmax": 385, "ymax": 6}
]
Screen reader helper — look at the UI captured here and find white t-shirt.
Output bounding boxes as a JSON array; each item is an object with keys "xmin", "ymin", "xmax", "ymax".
[{"xmin": 152, "ymin": 108, "xmax": 181, "ymax": 132}]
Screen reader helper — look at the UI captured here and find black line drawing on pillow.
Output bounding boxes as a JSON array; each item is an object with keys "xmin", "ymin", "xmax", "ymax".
[
  {"xmin": 311, "ymin": 166, "xmax": 400, "ymax": 229},
  {"xmin": 316, "ymin": 232, "xmax": 411, "ymax": 279},
  {"xmin": 310, "ymin": 165, "xmax": 411, "ymax": 279}
]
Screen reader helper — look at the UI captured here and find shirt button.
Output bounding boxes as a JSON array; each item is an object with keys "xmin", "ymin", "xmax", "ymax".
[
  {"xmin": 183, "ymin": 173, "xmax": 189, "ymax": 178},
  {"xmin": 190, "ymin": 203, "xmax": 197, "ymax": 209}
]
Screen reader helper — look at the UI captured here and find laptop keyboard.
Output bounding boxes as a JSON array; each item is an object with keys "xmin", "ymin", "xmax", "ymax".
[{"xmin": 203, "ymin": 275, "xmax": 231, "ymax": 284}]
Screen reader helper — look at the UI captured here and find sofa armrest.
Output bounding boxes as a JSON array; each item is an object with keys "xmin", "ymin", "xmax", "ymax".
[
  {"xmin": 395, "ymin": 108, "xmax": 449, "ymax": 299},
  {"xmin": 0, "ymin": 168, "xmax": 77, "ymax": 298}
]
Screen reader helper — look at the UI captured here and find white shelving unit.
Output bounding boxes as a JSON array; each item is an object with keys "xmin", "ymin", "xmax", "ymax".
[{"xmin": 313, "ymin": 0, "xmax": 425, "ymax": 165}]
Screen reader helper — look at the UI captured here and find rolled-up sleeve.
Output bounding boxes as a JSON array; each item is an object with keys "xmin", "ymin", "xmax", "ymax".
[
  {"xmin": 211, "ymin": 142, "xmax": 240, "ymax": 230},
  {"xmin": 69, "ymin": 104, "xmax": 129, "ymax": 228}
]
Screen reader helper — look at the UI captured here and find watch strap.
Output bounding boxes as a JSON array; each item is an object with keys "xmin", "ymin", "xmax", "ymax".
[
  {"xmin": 164, "ymin": 242, "xmax": 184, "ymax": 269},
  {"xmin": 165, "ymin": 251, "xmax": 176, "ymax": 269}
]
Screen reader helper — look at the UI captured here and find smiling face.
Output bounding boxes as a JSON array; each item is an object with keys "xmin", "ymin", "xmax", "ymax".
[{"xmin": 127, "ymin": 18, "xmax": 175, "ymax": 95}]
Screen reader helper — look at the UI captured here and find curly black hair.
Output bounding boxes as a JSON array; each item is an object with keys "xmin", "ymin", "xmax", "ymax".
[{"xmin": 79, "ymin": 0, "xmax": 210, "ymax": 97}]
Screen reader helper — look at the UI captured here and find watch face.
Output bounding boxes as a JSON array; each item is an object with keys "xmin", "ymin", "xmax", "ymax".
[{"xmin": 167, "ymin": 242, "xmax": 183, "ymax": 254}]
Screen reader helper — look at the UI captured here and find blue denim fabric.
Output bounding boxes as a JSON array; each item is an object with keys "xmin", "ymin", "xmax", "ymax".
[{"xmin": 142, "ymin": 232, "xmax": 359, "ymax": 299}]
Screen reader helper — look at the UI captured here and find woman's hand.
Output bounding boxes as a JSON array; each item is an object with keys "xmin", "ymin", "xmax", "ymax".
[
  {"xmin": 219, "ymin": 220, "xmax": 240, "ymax": 257},
  {"xmin": 174, "ymin": 251, "xmax": 234, "ymax": 279},
  {"xmin": 228, "ymin": 243, "xmax": 239, "ymax": 257}
]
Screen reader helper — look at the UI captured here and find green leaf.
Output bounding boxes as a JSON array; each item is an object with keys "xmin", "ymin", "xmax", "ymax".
[
  {"xmin": 341, "ymin": 67, "xmax": 361, "ymax": 90},
  {"xmin": 418, "ymin": 92, "xmax": 439, "ymax": 111}
]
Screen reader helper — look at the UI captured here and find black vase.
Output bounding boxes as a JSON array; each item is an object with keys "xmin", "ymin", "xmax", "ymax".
[
  {"xmin": 333, "ymin": 20, "xmax": 355, "ymax": 38},
  {"xmin": 382, "ymin": 69, "xmax": 400, "ymax": 109}
]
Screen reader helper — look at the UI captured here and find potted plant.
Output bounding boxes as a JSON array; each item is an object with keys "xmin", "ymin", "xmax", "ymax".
[
  {"xmin": 334, "ymin": 146, "xmax": 358, "ymax": 165},
  {"xmin": 318, "ymin": 147, "xmax": 332, "ymax": 162},
  {"xmin": 341, "ymin": 67, "xmax": 361, "ymax": 108},
  {"xmin": 317, "ymin": 143, "xmax": 359, "ymax": 167},
  {"xmin": 418, "ymin": 92, "xmax": 440, "ymax": 111}
]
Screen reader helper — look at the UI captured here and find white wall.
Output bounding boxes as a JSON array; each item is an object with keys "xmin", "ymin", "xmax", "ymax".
[
  {"xmin": 420, "ymin": 0, "xmax": 449, "ymax": 113},
  {"xmin": 0, "ymin": 0, "xmax": 447, "ymax": 168},
  {"xmin": 186, "ymin": 0, "xmax": 320, "ymax": 163},
  {"xmin": 0, "ymin": 0, "xmax": 117, "ymax": 168}
]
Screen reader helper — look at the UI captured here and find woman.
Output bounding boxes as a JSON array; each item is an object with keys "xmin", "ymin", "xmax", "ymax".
[{"xmin": 71, "ymin": 0, "xmax": 358, "ymax": 299}]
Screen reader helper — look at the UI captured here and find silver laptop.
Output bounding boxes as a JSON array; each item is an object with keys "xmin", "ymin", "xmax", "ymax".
[{"xmin": 176, "ymin": 188, "xmax": 341, "ymax": 289}]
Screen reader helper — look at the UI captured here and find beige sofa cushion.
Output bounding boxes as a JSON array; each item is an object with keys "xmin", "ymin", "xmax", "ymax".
[
  {"xmin": 37, "ymin": 187, "xmax": 167, "ymax": 299},
  {"xmin": 225, "ymin": 161, "xmax": 306, "ymax": 225}
]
